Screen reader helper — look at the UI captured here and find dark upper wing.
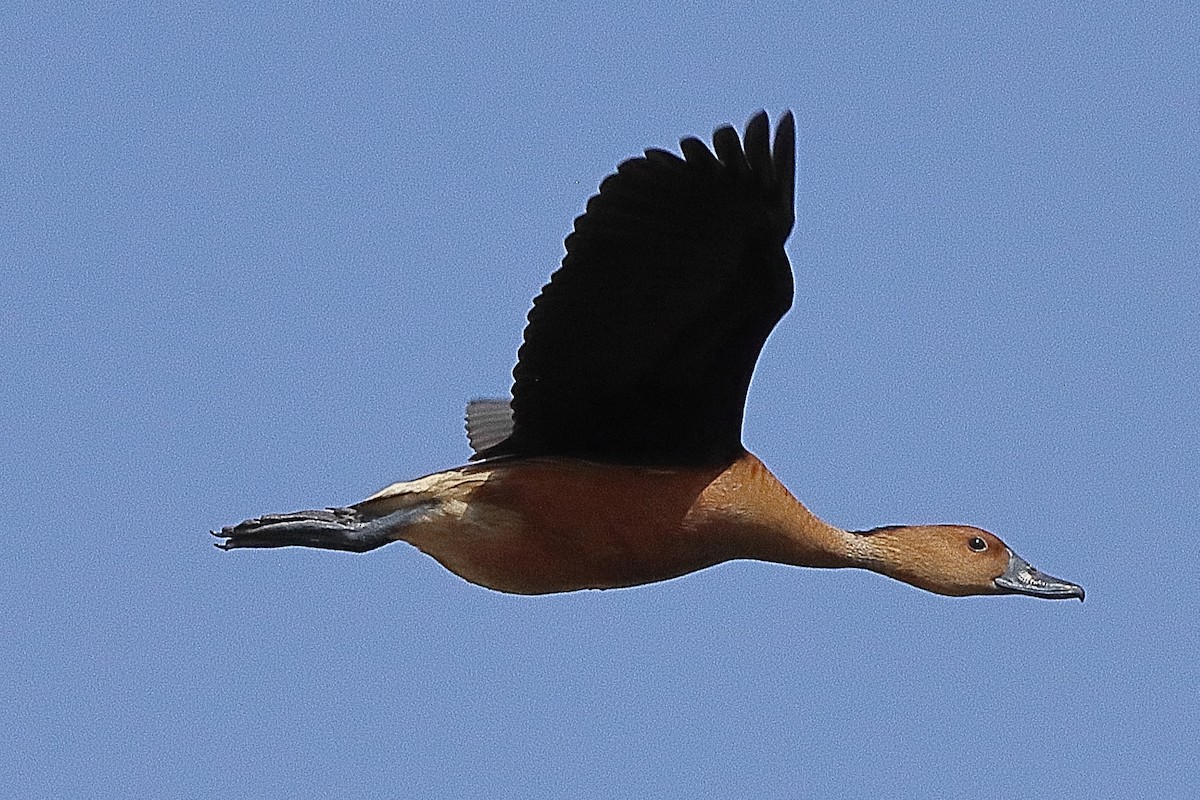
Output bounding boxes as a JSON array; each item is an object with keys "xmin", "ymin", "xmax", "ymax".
[{"xmin": 476, "ymin": 111, "xmax": 796, "ymax": 466}]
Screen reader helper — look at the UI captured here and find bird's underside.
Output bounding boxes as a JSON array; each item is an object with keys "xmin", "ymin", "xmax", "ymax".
[{"xmin": 217, "ymin": 452, "xmax": 840, "ymax": 595}]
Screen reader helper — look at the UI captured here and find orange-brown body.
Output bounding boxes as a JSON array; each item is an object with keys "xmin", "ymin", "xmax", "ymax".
[
  {"xmin": 222, "ymin": 451, "xmax": 1081, "ymax": 599},
  {"xmin": 356, "ymin": 453, "xmax": 847, "ymax": 595}
]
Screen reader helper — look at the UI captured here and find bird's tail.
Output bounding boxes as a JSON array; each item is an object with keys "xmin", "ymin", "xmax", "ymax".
[{"xmin": 215, "ymin": 469, "xmax": 473, "ymax": 554}]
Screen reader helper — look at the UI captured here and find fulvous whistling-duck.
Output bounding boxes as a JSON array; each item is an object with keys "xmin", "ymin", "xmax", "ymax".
[{"xmin": 216, "ymin": 112, "xmax": 1084, "ymax": 601}]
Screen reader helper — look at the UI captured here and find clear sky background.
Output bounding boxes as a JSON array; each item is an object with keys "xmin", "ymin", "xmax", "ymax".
[{"xmin": 3, "ymin": 3, "xmax": 1197, "ymax": 798}]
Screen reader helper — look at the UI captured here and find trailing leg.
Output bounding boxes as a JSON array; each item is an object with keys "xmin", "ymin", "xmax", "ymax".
[{"xmin": 214, "ymin": 507, "xmax": 390, "ymax": 553}]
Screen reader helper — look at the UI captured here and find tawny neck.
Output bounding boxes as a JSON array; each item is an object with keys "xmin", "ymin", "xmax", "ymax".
[{"xmin": 699, "ymin": 453, "xmax": 864, "ymax": 570}]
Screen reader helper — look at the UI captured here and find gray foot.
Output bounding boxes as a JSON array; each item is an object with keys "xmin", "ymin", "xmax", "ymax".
[{"xmin": 213, "ymin": 507, "xmax": 388, "ymax": 553}]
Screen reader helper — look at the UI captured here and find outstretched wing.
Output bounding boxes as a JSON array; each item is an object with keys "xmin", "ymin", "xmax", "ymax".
[{"xmin": 476, "ymin": 111, "xmax": 796, "ymax": 466}]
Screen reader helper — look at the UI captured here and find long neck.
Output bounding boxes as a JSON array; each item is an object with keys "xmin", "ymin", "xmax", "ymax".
[{"xmin": 702, "ymin": 453, "xmax": 868, "ymax": 570}]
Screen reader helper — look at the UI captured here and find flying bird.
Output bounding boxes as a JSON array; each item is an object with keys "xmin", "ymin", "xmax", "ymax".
[{"xmin": 216, "ymin": 112, "xmax": 1084, "ymax": 601}]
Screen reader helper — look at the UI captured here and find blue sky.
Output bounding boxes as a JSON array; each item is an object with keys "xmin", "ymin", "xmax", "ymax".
[{"xmin": 3, "ymin": 2, "xmax": 1197, "ymax": 797}]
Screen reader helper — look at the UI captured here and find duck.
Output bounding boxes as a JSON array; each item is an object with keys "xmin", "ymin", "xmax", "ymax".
[{"xmin": 216, "ymin": 111, "xmax": 1084, "ymax": 601}]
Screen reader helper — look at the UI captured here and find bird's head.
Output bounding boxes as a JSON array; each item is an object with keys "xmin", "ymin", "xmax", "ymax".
[{"xmin": 853, "ymin": 524, "xmax": 1085, "ymax": 600}]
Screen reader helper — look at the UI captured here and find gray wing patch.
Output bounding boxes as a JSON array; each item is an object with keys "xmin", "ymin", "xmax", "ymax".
[{"xmin": 465, "ymin": 398, "xmax": 515, "ymax": 457}]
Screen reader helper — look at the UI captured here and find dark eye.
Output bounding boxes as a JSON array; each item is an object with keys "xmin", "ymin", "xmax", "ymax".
[{"xmin": 968, "ymin": 536, "xmax": 988, "ymax": 552}]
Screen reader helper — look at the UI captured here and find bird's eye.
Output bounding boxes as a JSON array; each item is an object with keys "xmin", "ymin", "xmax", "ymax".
[{"xmin": 968, "ymin": 536, "xmax": 988, "ymax": 552}]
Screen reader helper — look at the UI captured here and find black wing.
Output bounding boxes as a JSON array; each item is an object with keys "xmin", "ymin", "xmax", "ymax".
[{"xmin": 476, "ymin": 111, "xmax": 796, "ymax": 466}]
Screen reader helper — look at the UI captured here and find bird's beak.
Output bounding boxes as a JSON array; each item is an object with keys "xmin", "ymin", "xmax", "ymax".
[{"xmin": 994, "ymin": 552, "xmax": 1085, "ymax": 601}]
